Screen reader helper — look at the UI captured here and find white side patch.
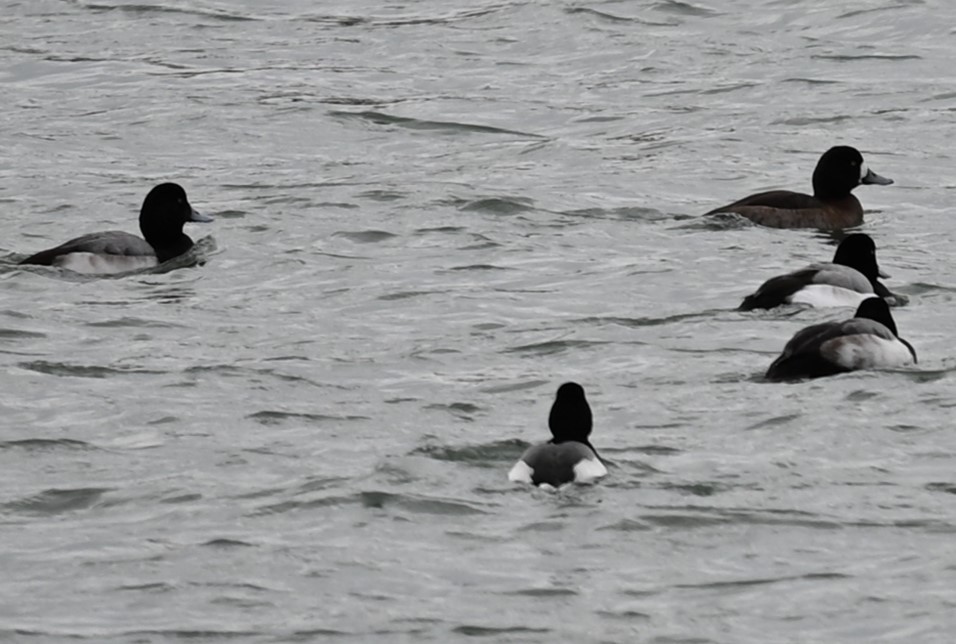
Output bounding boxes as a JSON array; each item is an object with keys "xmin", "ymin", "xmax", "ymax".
[
  {"xmin": 859, "ymin": 162, "xmax": 869, "ymax": 183},
  {"xmin": 572, "ymin": 457, "xmax": 608, "ymax": 483},
  {"xmin": 508, "ymin": 460, "xmax": 534, "ymax": 484},
  {"xmin": 53, "ymin": 252, "xmax": 158, "ymax": 275},
  {"xmin": 828, "ymin": 335, "xmax": 916, "ymax": 370},
  {"xmin": 790, "ymin": 286, "xmax": 876, "ymax": 308}
]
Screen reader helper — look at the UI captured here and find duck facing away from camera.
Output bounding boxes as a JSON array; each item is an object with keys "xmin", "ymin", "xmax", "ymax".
[{"xmin": 508, "ymin": 382, "xmax": 607, "ymax": 488}]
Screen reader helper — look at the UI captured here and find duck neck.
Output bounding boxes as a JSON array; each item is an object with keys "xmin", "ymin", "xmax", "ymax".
[{"xmin": 152, "ymin": 234, "xmax": 194, "ymax": 263}]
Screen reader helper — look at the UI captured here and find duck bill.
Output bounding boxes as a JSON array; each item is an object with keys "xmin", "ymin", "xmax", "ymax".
[
  {"xmin": 862, "ymin": 168, "xmax": 893, "ymax": 186},
  {"xmin": 189, "ymin": 207, "xmax": 214, "ymax": 223},
  {"xmin": 878, "ymin": 269, "xmax": 891, "ymax": 278}
]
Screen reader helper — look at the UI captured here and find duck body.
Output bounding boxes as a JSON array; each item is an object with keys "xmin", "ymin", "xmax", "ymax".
[
  {"xmin": 19, "ymin": 231, "xmax": 160, "ymax": 273},
  {"xmin": 508, "ymin": 441, "xmax": 606, "ymax": 488},
  {"xmin": 707, "ymin": 191, "xmax": 865, "ymax": 230}
]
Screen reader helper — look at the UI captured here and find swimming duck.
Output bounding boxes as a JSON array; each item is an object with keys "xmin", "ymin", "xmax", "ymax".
[
  {"xmin": 739, "ymin": 233, "xmax": 903, "ymax": 310},
  {"xmin": 508, "ymin": 382, "xmax": 607, "ymax": 488},
  {"xmin": 766, "ymin": 297, "xmax": 916, "ymax": 381},
  {"xmin": 19, "ymin": 183, "xmax": 211, "ymax": 275},
  {"xmin": 705, "ymin": 146, "xmax": 893, "ymax": 229}
]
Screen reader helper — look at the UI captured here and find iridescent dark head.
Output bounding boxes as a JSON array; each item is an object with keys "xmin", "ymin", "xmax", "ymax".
[{"xmin": 812, "ymin": 146, "xmax": 892, "ymax": 199}]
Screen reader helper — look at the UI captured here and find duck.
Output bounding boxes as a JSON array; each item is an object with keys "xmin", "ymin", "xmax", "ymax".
[
  {"xmin": 705, "ymin": 146, "xmax": 893, "ymax": 230},
  {"xmin": 765, "ymin": 297, "xmax": 916, "ymax": 381},
  {"xmin": 19, "ymin": 183, "xmax": 212, "ymax": 275},
  {"xmin": 508, "ymin": 382, "xmax": 607, "ymax": 488},
  {"xmin": 739, "ymin": 233, "xmax": 903, "ymax": 310}
]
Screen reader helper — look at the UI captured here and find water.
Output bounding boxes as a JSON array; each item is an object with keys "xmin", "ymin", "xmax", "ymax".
[{"xmin": 2, "ymin": 0, "xmax": 956, "ymax": 641}]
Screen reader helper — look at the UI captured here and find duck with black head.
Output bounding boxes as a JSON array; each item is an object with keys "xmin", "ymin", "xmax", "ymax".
[
  {"xmin": 739, "ymin": 233, "xmax": 904, "ymax": 310},
  {"xmin": 705, "ymin": 146, "xmax": 893, "ymax": 230},
  {"xmin": 19, "ymin": 182, "xmax": 212, "ymax": 275},
  {"xmin": 508, "ymin": 382, "xmax": 607, "ymax": 489},
  {"xmin": 765, "ymin": 297, "xmax": 916, "ymax": 381}
]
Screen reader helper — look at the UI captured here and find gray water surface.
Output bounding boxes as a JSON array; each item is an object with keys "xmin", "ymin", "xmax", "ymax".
[{"xmin": 2, "ymin": 1, "xmax": 956, "ymax": 642}]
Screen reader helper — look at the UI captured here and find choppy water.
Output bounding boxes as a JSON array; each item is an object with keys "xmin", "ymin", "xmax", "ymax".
[{"xmin": 3, "ymin": 0, "xmax": 956, "ymax": 642}]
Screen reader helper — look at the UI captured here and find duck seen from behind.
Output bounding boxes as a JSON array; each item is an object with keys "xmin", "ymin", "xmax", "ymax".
[
  {"xmin": 739, "ymin": 233, "xmax": 903, "ymax": 310},
  {"xmin": 508, "ymin": 382, "xmax": 607, "ymax": 488},
  {"xmin": 765, "ymin": 297, "xmax": 916, "ymax": 381},
  {"xmin": 706, "ymin": 146, "xmax": 893, "ymax": 230},
  {"xmin": 19, "ymin": 182, "xmax": 212, "ymax": 275}
]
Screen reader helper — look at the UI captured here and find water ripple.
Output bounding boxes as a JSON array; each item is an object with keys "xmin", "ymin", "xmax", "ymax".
[
  {"xmin": 0, "ymin": 438, "xmax": 97, "ymax": 452},
  {"xmin": 246, "ymin": 410, "xmax": 371, "ymax": 425},
  {"xmin": 4, "ymin": 487, "xmax": 112, "ymax": 516},
  {"xmin": 18, "ymin": 361, "xmax": 164, "ymax": 378},
  {"xmin": 329, "ymin": 110, "xmax": 545, "ymax": 138},
  {"xmin": 70, "ymin": 1, "xmax": 258, "ymax": 22}
]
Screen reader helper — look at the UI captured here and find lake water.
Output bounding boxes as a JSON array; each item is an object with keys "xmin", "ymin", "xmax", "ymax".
[{"xmin": 2, "ymin": 1, "xmax": 956, "ymax": 642}]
